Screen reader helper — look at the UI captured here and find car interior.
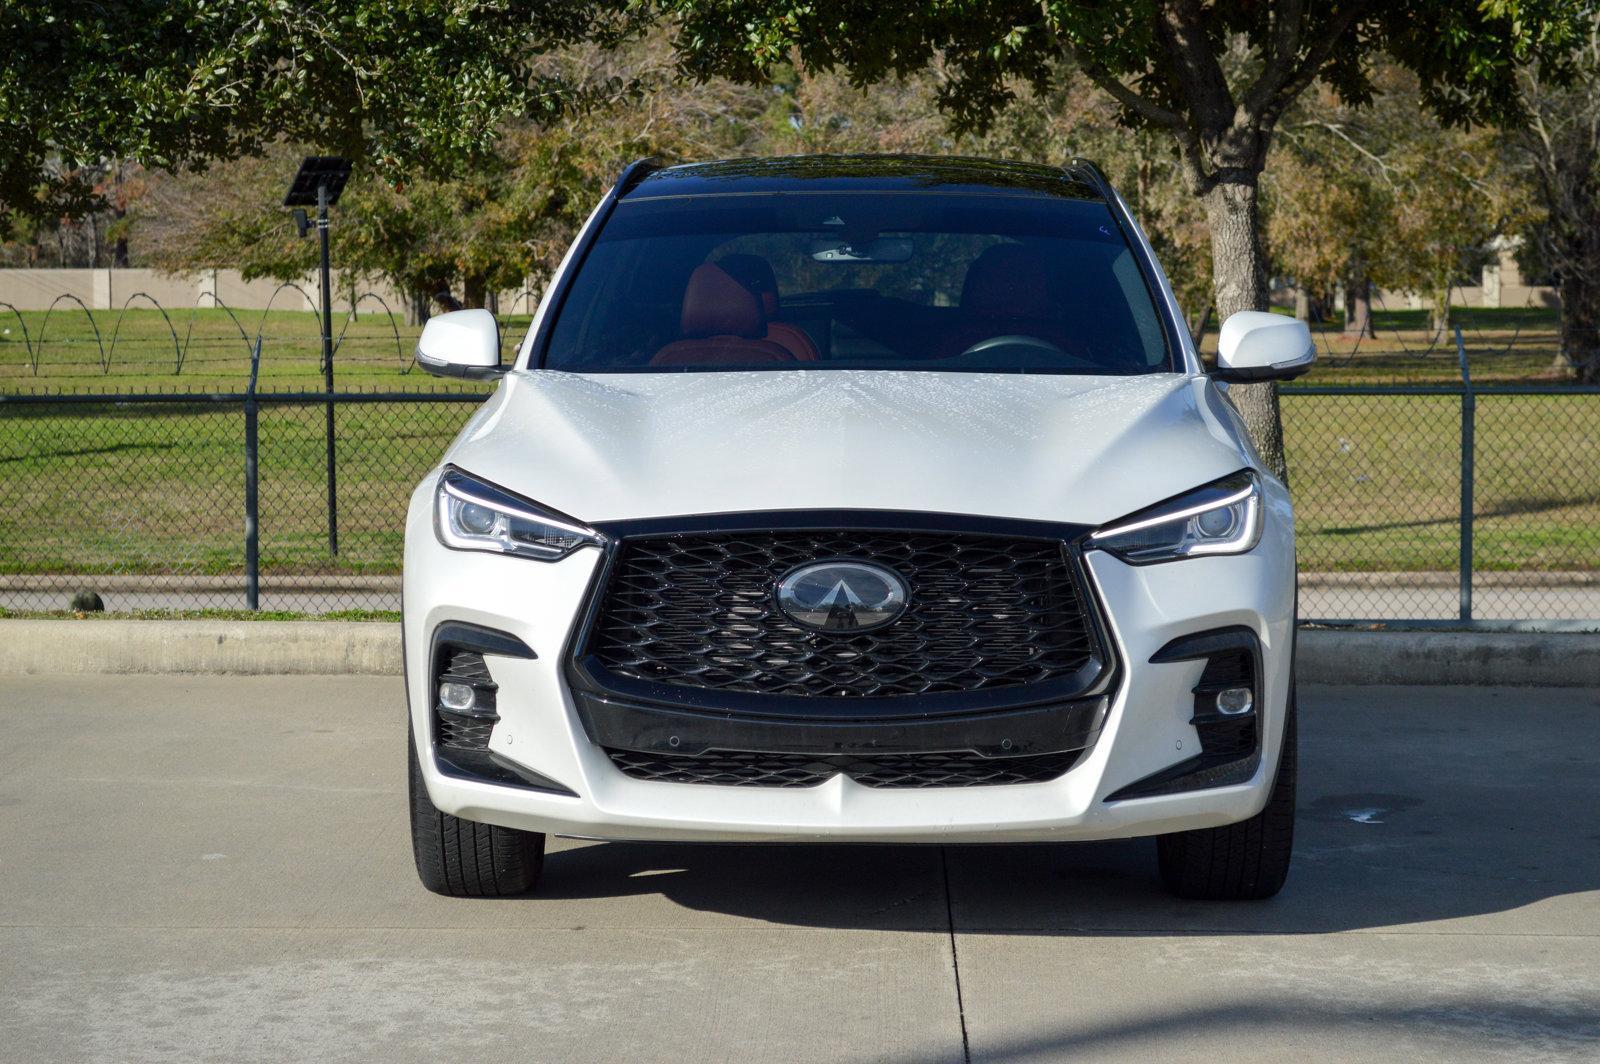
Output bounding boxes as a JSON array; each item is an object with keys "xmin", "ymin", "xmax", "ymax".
[{"xmin": 541, "ymin": 194, "xmax": 1171, "ymax": 375}]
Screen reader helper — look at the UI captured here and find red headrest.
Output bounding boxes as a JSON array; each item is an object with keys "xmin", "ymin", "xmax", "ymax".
[
  {"xmin": 961, "ymin": 244, "xmax": 1053, "ymax": 319},
  {"xmin": 681, "ymin": 263, "xmax": 767, "ymax": 339},
  {"xmin": 717, "ymin": 254, "xmax": 781, "ymax": 318}
]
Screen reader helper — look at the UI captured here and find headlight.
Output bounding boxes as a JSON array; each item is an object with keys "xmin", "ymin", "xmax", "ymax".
[
  {"xmin": 1090, "ymin": 470, "xmax": 1261, "ymax": 564},
  {"xmin": 434, "ymin": 467, "xmax": 602, "ymax": 561}
]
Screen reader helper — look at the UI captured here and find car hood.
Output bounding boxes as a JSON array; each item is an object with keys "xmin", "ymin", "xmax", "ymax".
[{"xmin": 445, "ymin": 370, "xmax": 1254, "ymax": 527}]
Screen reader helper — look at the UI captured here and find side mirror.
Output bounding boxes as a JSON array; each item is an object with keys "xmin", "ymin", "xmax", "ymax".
[
  {"xmin": 415, "ymin": 309, "xmax": 504, "ymax": 380},
  {"xmin": 1213, "ymin": 311, "xmax": 1315, "ymax": 382}
]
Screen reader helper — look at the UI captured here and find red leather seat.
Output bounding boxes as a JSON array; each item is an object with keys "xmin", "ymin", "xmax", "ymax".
[
  {"xmin": 715, "ymin": 254, "xmax": 821, "ymax": 361},
  {"xmin": 651, "ymin": 264, "xmax": 798, "ymax": 367}
]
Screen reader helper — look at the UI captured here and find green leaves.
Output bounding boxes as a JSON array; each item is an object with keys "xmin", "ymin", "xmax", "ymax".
[{"xmin": 0, "ymin": 0, "xmax": 622, "ymax": 234}]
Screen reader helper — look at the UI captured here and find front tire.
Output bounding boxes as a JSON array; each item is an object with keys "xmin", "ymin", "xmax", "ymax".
[
  {"xmin": 1155, "ymin": 690, "xmax": 1296, "ymax": 900},
  {"xmin": 409, "ymin": 734, "xmax": 545, "ymax": 896}
]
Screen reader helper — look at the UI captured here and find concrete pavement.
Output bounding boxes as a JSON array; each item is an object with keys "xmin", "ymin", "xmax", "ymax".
[{"xmin": 0, "ymin": 676, "xmax": 1596, "ymax": 1063}]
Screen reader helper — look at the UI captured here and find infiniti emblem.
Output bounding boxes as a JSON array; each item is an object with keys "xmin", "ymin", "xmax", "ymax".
[{"xmin": 775, "ymin": 560, "xmax": 910, "ymax": 633}]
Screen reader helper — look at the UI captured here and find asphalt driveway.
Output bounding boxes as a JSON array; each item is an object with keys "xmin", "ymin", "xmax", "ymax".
[{"xmin": 0, "ymin": 675, "xmax": 1596, "ymax": 1063}]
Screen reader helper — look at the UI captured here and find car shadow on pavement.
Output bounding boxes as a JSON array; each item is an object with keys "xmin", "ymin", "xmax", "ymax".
[
  {"xmin": 872, "ymin": 1000, "xmax": 1600, "ymax": 1063},
  {"xmin": 530, "ymin": 686, "xmax": 1600, "ymax": 936},
  {"xmin": 532, "ymin": 801, "xmax": 1599, "ymax": 936}
]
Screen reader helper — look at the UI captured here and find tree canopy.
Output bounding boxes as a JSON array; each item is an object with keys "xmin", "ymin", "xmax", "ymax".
[
  {"xmin": 671, "ymin": 0, "xmax": 1588, "ymax": 197},
  {"xmin": 666, "ymin": 0, "xmax": 1595, "ymax": 476},
  {"xmin": 0, "ymin": 0, "xmax": 633, "ymax": 234}
]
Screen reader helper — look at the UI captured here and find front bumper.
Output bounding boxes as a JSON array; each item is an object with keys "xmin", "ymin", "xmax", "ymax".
[{"xmin": 402, "ymin": 478, "xmax": 1297, "ymax": 844}]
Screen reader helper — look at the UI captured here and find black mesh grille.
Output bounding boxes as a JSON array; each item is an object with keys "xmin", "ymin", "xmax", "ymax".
[
  {"xmin": 438, "ymin": 715, "xmax": 495, "ymax": 749},
  {"xmin": 1193, "ymin": 646, "xmax": 1257, "ymax": 760},
  {"xmin": 435, "ymin": 648, "xmax": 498, "ymax": 751},
  {"xmin": 443, "ymin": 649, "xmax": 493, "ymax": 688},
  {"xmin": 605, "ymin": 748, "xmax": 1083, "ymax": 788},
  {"xmin": 586, "ymin": 529, "xmax": 1095, "ymax": 698}
]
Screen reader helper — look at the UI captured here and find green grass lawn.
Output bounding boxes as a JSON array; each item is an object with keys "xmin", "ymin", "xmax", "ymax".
[
  {"xmin": 2, "ymin": 307, "xmax": 1596, "ymax": 581},
  {"xmin": 1191, "ymin": 305, "xmax": 1573, "ymax": 386},
  {"xmin": 0, "ymin": 398, "xmax": 474, "ymax": 576}
]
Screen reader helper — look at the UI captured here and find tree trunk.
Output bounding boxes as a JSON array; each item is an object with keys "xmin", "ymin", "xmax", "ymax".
[
  {"xmin": 462, "ymin": 275, "xmax": 487, "ymax": 310},
  {"xmin": 111, "ymin": 204, "xmax": 130, "ymax": 268},
  {"xmin": 1343, "ymin": 274, "xmax": 1374, "ymax": 338},
  {"xmin": 406, "ymin": 289, "xmax": 431, "ymax": 328},
  {"xmin": 1293, "ymin": 287, "xmax": 1311, "ymax": 321},
  {"xmin": 1204, "ymin": 175, "xmax": 1288, "ymax": 483},
  {"xmin": 1430, "ymin": 288, "xmax": 1451, "ymax": 339},
  {"xmin": 1559, "ymin": 272, "xmax": 1600, "ymax": 384}
]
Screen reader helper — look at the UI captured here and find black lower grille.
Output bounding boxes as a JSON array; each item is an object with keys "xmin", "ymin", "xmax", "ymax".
[
  {"xmin": 585, "ymin": 527, "xmax": 1097, "ymax": 699},
  {"xmin": 605, "ymin": 747, "xmax": 1082, "ymax": 788},
  {"xmin": 1192, "ymin": 647, "xmax": 1257, "ymax": 759},
  {"xmin": 438, "ymin": 715, "xmax": 495, "ymax": 749},
  {"xmin": 436, "ymin": 648, "xmax": 498, "ymax": 751}
]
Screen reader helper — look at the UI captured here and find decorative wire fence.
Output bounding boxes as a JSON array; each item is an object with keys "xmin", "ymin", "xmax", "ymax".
[{"xmin": 0, "ymin": 289, "xmax": 529, "ymax": 389}]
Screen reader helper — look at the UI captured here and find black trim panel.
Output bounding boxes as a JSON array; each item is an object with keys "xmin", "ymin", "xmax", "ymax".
[
  {"xmin": 427, "ymin": 620, "xmax": 576, "ymax": 796},
  {"xmin": 589, "ymin": 508, "xmax": 1097, "ymax": 542},
  {"xmin": 433, "ymin": 748, "xmax": 577, "ymax": 796},
  {"xmin": 576, "ymin": 689, "xmax": 1110, "ymax": 759},
  {"xmin": 431, "ymin": 620, "xmax": 538, "ymax": 663},
  {"xmin": 1103, "ymin": 626, "xmax": 1263, "ymax": 801}
]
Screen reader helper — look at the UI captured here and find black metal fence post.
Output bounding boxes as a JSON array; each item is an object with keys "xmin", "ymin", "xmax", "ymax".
[
  {"xmin": 244, "ymin": 338, "xmax": 262, "ymax": 610},
  {"xmin": 319, "ymin": 181, "xmax": 339, "ymax": 558},
  {"xmin": 1455, "ymin": 326, "xmax": 1474, "ymax": 623}
]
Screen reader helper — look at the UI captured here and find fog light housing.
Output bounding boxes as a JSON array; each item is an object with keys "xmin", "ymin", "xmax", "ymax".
[
  {"xmin": 438, "ymin": 681, "xmax": 476, "ymax": 713},
  {"xmin": 1215, "ymin": 686, "xmax": 1254, "ymax": 716}
]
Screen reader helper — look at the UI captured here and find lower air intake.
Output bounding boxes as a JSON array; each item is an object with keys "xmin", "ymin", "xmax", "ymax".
[{"xmin": 605, "ymin": 748, "xmax": 1082, "ymax": 789}]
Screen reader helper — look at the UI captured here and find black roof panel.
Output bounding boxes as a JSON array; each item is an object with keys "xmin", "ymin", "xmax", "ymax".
[{"xmin": 626, "ymin": 154, "xmax": 1102, "ymax": 201}]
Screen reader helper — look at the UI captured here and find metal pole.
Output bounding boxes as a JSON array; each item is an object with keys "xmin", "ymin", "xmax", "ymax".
[
  {"xmin": 244, "ymin": 337, "xmax": 261, "ymax": 610},
  {"xmin": 318, "ymin": 181, "xmax": 339, "ymax": 557},
  {"xmin": 1455, "ymin": 326, "xmax": 1474, "ymax": 623}
]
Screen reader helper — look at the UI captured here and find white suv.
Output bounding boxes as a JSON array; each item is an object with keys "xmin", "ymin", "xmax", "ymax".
[{"xmin": 404, "ymin": 155, "xmax": 1312, "ymax": 901}]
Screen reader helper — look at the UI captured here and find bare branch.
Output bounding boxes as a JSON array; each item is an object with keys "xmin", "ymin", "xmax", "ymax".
[
  {"xmin": 1251, "ymin": 0, "xmax": 1374, "ymax": 130},
  {"xmin": 1242, "ymin": 0, "xmax": 1308, "ymax": 119},
  {"xmin": 1075, "ymin": 57, "xmax": 1185, "ymax": 131},
  {"xmin": 1154, "ymin": 0, "xmax": 1236, "ymax": 132},
  {"xmin": 1289, "ymin": 119, "xmax": 1398, "ymax": 185}
]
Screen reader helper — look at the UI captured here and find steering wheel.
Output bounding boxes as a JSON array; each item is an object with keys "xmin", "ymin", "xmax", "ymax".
[
  {"xmin": 954, "ymin": 334, "xmax": 1101, "ymax": 372},
  {"xmin": 959, "ymin": 334, "xmax": 1066, "ymax": 359}
]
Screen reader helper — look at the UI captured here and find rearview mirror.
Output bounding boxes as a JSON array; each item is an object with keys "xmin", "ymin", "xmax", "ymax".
[
  {"xmin": 415, "ymin": 309, "xmax": 503, "ymax": 380},
  {"xmin": 811, "ymin": 237, "xmax": 914, "ymax": 263},
  {"xmin": 1213, "ymin": 311, "xmax": 1314, "ymax": 383}
]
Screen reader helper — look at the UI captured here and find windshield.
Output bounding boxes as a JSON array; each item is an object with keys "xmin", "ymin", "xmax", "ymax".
[{"xmin": 540, "ymin": 189, "xmax": 1173, "ymax": 375}]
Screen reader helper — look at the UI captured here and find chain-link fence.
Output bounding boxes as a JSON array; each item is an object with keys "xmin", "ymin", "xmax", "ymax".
[
  {"xmin": 1283, "ymin": 384, "xmax": 1600, "ymax": 624},
  {"xmin": 2, "ymin": 381, "xmax": 1597, "ymax": 623},
  {"xmin": 0, "ymin": 390, "xmax": 482, "ymax": 612}
]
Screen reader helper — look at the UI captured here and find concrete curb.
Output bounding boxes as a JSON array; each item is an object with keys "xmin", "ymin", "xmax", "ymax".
[
  {"xmin": 0, "ymin": 620, "xmax": 403, "ymax": 676},
  {"xmin": 1, "ymin": 620, "xmax": 1597, "ymax": 686},
  {"xmin": 1293, "ymin": 629, "xmax": 1600, "ymax": 688}
]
